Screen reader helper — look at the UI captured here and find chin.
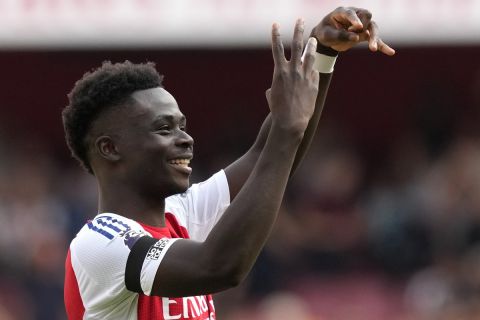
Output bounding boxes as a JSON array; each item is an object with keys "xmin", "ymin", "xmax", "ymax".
[
  {"xmin": 177, "ymin": 184, "xmax": 190, "ymax": 194},
  {"xmin": 171, "ymin": 179, "xmax": 190, "ymax": 195}
]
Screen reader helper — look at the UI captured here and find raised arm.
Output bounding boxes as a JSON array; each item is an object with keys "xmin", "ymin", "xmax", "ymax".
[
  {"xmin": 150, "ymin": 20, "xmax": 319, "ymax": 297},
  {"xmin": 224, "ymin": 6, "xmax": 395, "ymax": 200}
]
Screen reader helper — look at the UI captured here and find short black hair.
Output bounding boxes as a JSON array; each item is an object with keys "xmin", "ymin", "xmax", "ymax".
[{"xmin": 62, "ymin": 61, "xmax": 164, "ymax": 174}]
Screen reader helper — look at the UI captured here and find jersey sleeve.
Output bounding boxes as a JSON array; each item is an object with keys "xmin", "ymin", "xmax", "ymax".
[
  {"xmin": 165, "ymin": 170, "xmax": 231, "ymax": 241},
  {"xmin": 69, "ymin": 214, "xmax": 178, "ymax": 316}
]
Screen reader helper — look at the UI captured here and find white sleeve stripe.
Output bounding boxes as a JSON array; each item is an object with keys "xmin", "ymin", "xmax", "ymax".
[{"xmin": 140, "ymin": 238, "xmax": 179, "ymax": 296}]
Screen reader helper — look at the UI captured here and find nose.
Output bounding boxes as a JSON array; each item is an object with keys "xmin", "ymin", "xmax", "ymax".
[{"xmin": 176, "ymin": 130, "xmax": 194, "ymax": 149}]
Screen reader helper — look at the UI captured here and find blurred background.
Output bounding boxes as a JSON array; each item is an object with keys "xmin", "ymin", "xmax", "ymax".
[{"xmin": 0, "ymin": 0, "xmax": 479, "ymax": 319}]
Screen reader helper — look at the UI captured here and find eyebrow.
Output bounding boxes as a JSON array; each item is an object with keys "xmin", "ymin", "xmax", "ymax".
[{"xmin": 153, "ymin": 114, "xmax": 186, "ymax": 123}]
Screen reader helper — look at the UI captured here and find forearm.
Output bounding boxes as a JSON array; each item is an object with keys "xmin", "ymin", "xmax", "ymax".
[
  {"xmin": 209, "ymin": 74, "xmax": 333, "ymax": 276},
  {"xmin": 251, "ymin": 72, "xmax": 333, "ymax": 174},
  {"xmin": 291, "ymin": 72, "xmax": 333, "ymax": 174},
  {"xmin": 205, "ymin": 123, "xmax": 304, "ymax": 282}
]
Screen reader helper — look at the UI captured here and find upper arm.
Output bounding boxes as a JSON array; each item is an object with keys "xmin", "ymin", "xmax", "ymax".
[
  {"xmin": 150, "ymin": 239, "xmax": 237, "ymax": 297},
  {"xmin": 224, "ymin": 114, "xmax": 272, "ymax": 200},
  {"xmin": 223, "ymin": 150, "xmax": 260, "ymax": 202}
]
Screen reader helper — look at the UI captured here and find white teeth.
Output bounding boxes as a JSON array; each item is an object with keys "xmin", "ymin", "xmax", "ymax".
[{"xmin": 169, "ymin": 159, "xmax": 191, "ymax": 166}]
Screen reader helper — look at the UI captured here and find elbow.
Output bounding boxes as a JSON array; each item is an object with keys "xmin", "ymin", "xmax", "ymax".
[
  {"xmin": 224, "ymin": 264, "xmax": 249, "ymax": 288},
  {"xmin": 199, "ymin": 241, "xmax": 255, "ymax": 291},
  {"xmin": 203, "ymin": 256, "xmax": 250, "ymax": 290},
  {"xmin": 217, "ymin": 265, "xmax": 248, "ymax": 289}
]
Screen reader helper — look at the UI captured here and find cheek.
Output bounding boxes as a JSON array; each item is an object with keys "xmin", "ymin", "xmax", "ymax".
[
  {"xmin": 144, "ymin": 139, "xmax": 168, "ymax": 161},
  {"xmin": 138, "ymin": 135, "xmax": 170, "ymax": 157},
  {"xmin": 120, "ymin": 133, "xmax": 171, "ymax": 171},
  {"xmin": 144, "ymin": 142, "xmax": 175, "ymax": 176}
]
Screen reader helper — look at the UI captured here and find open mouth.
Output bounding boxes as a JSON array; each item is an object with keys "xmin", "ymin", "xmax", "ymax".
[
  {"xmin": 168, "ymin": 158, "xmax": 190, "ymax": 167},
  {"xmin": 168, "ymin": 158, "xmax": 192, "ymax": 174}
]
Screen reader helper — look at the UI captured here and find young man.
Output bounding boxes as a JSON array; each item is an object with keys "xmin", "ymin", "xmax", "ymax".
[{"xmin": 63, "ymin": 7, "xmax": 394, "ymax": 320}]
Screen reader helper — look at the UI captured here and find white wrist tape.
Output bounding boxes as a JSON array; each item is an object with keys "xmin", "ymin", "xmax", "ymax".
[{"xmin": 301, "ymin": 51, "xmax": 337, "ymax": 74}]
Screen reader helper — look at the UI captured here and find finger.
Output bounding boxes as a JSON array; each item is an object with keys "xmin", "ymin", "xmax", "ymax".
[
  {"xmin": 302, "ymin": 37, "xmax": 317, "ymax": 73},
  {"xmin": 334, "ymin": 7, "xmax": 363, "ymax": 32},
  {"xmin": 354, "ymin": 29, "xmax": 370, "ymax": 43},
  {"xmin": 377, "ymin": 38, "xmax": 396, "ymax": 56},
  {"xmin": 349, "ymin": 7, "xmax": 372, "ymax": 32},
  {"xmin": 311, "ymin": 69, "xmax": 320, "ymax": 90},
  {"xmin": 291, "ymin": 18, "xmax": 305, "ymax": 67},
  {"xmin": 367, "ymin": 21, "xmax": 395, "ymax": 56},
  {"xmin": 322, "ymin": 25, "xmax": 360, "ymax": 44},
  {"xmin": 271, "ymin": 23, "xmax": 287, "ymax": 65},
  {"xmin": 367, "ymin": 21, "xmax": 379, "ymax": 51}
]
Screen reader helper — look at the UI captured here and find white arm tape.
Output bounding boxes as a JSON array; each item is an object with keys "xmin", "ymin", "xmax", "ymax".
[{"xmin": 301, "ymin": 51, "xmax": 337, "ymax": 74}]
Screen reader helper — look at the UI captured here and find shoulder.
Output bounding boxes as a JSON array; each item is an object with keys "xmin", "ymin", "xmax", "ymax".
[
  {"xmin": 70, "ymin": 213, "xmax": 152, "ymax": 274},
  {"xmin": 75, "ymin": 213, "xmax": 150, "ymax": 245},
  {"xmin": 68, "ymin": 214, "xmax": 154, "ymax": 314}
]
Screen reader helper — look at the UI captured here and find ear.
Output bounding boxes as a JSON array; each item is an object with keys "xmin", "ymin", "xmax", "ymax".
[{"xmin": 95, "ymin": 135, "xmax": 121, "ymax": 163}]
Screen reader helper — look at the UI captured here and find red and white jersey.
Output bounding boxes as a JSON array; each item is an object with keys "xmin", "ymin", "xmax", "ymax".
[{"xmin": 64, "ymin": 171, "xmax": 230, "ymax": 320}]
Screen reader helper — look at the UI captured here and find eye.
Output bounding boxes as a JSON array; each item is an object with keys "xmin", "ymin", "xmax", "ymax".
[
  {"xmin": 156, "ymin": 125, "xmax": 171, "ymax": 135},
  {"xmin": 180, "ymin": 125, "xmax": 187, "ymax": 132}
]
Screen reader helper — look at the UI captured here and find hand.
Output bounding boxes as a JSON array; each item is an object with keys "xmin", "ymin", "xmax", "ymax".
[
  {"xmin": 311, "ymin": 7, "xmax": 395, "ymax": 56},
  {"xmin": 268, "ymin": 19, "xmax": 320, "ymax": 132}
]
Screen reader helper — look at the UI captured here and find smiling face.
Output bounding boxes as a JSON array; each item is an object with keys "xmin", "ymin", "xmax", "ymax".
[{"xmin": 93, "ymin": 87, "xmax": 194, "ymax": 198}]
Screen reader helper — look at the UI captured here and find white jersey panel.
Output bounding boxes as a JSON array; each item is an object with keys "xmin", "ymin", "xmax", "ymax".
[
  {"xmin": 70, "ymin": 213, "xmax": 176, "ymax": 319},
  {"xmin": 165, "ymin": 170, "xmax": 230, "ymax": 241}
]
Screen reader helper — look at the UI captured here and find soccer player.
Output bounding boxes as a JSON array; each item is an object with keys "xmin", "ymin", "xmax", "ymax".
[{"xmin": 63, "ymin": 7, "xmax": 394, "ymax": 320}]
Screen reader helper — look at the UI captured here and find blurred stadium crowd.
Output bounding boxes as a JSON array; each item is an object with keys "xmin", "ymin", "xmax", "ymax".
[
  {"xmin": 1, "ymin": 0, "xmax": 480, "ymax": 318},
  {"xmin": 2, "ymin": 71, "xmax": 480, "ymax": 319}
]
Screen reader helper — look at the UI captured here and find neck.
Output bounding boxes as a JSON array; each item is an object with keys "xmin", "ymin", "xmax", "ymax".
[{"xmin": 97, "ymin": 181, "xmax": 167, "ymax": 227}]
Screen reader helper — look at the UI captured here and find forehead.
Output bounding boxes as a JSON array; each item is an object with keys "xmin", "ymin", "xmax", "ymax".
[{"xmin": 129, "ymin": 87, "xmax": 184, "ymax": 122}]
